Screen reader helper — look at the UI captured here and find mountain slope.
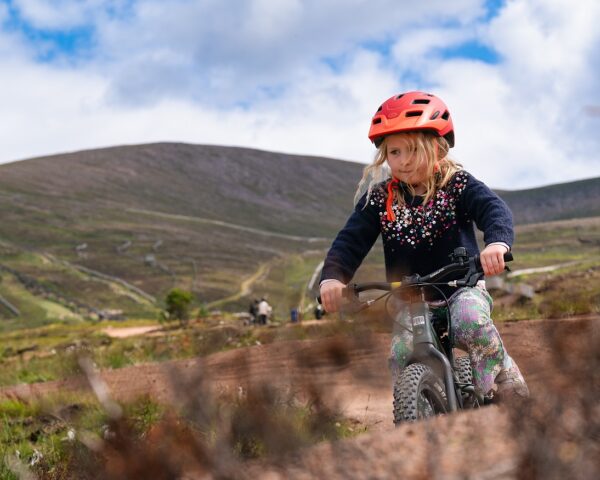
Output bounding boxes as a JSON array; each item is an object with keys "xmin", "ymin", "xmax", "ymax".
[
  {"xmin": 497, "ymin": 177, "xmax": 600, "ymax": 224},
  {"xmin": 0, "ymin": 143, "xmax": 363, "ymax": 237},
  {"xmin": 0, "ymin": 142, "xmax": 598, "ymax": 326}
]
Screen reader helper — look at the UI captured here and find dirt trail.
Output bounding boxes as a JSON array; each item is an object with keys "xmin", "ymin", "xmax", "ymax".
[
  {"xmin": 3, "ymin": 315, "xmax": 597, "ymax": 426},
  {"xmin": 101, "ymin": 325, "xmax": 161, "ymax": 338},
  {"xmin": 127, "ymin": 208, "xmax": 328, "ymax": 243},
  {"xmin": 207, "ymin": 261, "xmax": 272, "ymax": 308}
]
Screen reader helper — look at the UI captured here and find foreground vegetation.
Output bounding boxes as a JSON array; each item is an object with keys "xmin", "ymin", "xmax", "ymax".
[{"xmin": 0, "ymin": 375, "xmax": 362, "ymax": 479}]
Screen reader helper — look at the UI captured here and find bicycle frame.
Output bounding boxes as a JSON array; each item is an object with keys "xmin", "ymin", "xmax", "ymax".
[
  {"xmin": 335, "ymin": 248, "xmax": 514, "ymax": 413},
  {"xmin": 401, "ymin": 291, "xmax": 460, "ymax": 411}
]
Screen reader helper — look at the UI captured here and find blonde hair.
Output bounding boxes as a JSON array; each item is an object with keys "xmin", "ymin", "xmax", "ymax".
[{"xmin": 355, "ymin": 132, "xmax": 462, "ymax": 207}]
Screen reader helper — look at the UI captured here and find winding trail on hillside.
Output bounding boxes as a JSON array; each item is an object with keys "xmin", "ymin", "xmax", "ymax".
[
  {"xmin": 127, "ymin": 208, "xmax": 329, "ymax": 243},
  {"xmin": 207, "ymin": 261, "xmax": 274, "ymax": 309},
  {"xmin": 507, "ymin": 259, "xmax": 586, "ymax": 278},
  {"xmin": 46, "ymin": 255, "xmax": 157, "ymax": 305}
]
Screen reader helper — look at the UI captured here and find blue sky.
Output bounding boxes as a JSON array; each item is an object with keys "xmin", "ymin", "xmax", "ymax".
[{"xmin": 0, "ymin": 0, "xmax": 599, "ymax": 189}]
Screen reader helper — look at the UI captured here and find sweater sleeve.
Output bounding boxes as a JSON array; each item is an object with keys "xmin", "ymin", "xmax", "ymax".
[
  {"xmin": 320, "ymin": 192, "xmax": 381, "ymax": 284},
  {"xmin": 459, "ymin": 172, "xmax": 514, "ymax": 248}
]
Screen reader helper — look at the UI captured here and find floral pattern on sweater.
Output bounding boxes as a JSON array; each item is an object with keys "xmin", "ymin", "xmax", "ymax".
[{"xmin": 368, "ymin": 171, "xmax": 469, "ymax": 248}]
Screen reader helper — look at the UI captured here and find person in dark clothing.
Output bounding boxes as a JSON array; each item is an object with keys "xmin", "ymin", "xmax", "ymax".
[
  {"xmin": 248, "ymin": 299, "xmax": 259, "ymax": 325},
  {"xmin": 319, "ymin": 91, "xmax": 529, "ymax": 402}
]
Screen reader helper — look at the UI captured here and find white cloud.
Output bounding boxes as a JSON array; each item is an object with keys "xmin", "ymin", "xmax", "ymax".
[
  {"xmin": 475, "ymin": 0, "xmax": 600, "ymax": 184},
  {"xmin": 1, "ymin": 0, "xmax": 599, "ymax": 190},
  {"xmin": 391, "ymin": 27, "xmax": 472, "ymax": 68},
  {"xmin": 95, "ymin": 0, "xmax": 484, "ymax": 106},
  {"xmin": 0, "ymin": 47, "xmax": 394, "ymax": 166},
  {"xmin": 437, "ymin": 59, "xmax": 568, "ymax": 187}
]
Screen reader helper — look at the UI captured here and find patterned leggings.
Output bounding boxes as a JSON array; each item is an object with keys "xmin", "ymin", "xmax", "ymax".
[{"xmin": 389, "ymin": 284, "xmax": 514, "ymax": 396}]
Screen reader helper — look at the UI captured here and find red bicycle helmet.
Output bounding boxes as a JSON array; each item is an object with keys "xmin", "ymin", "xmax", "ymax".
[{"xmin": 368, "ymin": 91, "xmax": 455, "ymax": 148}]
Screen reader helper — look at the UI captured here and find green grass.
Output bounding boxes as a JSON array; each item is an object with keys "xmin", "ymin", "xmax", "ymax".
[
  {"xmin": 0, "ymin": 248, "xmax": 160, "ymax": 331},
  {"xmin": 0, "ymin": 382, "xmax": 362, "ymax": 478},
  {"xmin": 0, "ymin": 310, "xmax": 380, "ymax": 389},
  {"xmin": 0, "ymin": 393, "xmax": 104, "ymax": 480},
  {"xmin": 0, "ymin": 275, "xmax": 85, "ymax": 332},
  {"xmin": 250, "ymin": 252, "xmax": 327, "ymax": 319},
  {"xmin": 0, "ymin": 392, "xmax": 150, "ymax": 480}
]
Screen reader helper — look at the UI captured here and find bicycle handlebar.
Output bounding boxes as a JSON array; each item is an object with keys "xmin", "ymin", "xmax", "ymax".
[
  {"xmin": 316, "ymin": 249, "xmax": 513, "ymax": 306},
  {"xmin": 342, "ymin": 250, "xmax": 513, "ymax": 299}
]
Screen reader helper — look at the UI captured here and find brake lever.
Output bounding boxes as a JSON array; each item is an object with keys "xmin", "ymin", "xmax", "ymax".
[
  {"xmin": 340, "ymin": 284, "xmax": 377, "ymax": 314},
  {"xmin": 340, "ymin": 300, "xmax": 372, "ymax": 315},
  {"xmin": 447, "ymin": 257, "xmax": 483, "ymax": 288},
  {"xmin": 461, "ymin": 254, "xmax": 511, "ymax": 286}
]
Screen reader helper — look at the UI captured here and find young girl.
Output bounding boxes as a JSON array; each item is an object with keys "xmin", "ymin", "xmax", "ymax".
[{"xmin": 319, "ymin": 91, "xmax": 529, "ymax": 402}]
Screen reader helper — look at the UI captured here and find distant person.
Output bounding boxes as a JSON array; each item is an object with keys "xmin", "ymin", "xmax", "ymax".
[
  {"xmin": 257, "ymin": 298, "xmax": 272, "ymax": 325},
  {"xmin": 319, "ymin": 91, "xmax": 529, "ymax": 403},
  {"xmin": 248, "ymin": 299, "xmax": 259, "ymax": 325}
]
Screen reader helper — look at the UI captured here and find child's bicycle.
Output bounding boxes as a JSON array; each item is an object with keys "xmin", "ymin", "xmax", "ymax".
[{"xmin": 332, "ymin": 247, "xmax": 512, "ymax": 424}]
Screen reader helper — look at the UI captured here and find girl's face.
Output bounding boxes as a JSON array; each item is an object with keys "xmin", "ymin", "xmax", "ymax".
[{"xmin": 385, "ymin": 133, "xmax": 429, "ymax": 189}]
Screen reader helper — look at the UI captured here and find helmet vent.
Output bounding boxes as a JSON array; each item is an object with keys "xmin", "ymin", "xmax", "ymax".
[
  {"xmin": 396, "ymin": 94, "xmax": 404, "ymax": 99},
  {"xmin": 405, "ymin": 111, "xmax": 422, "ymax": 117},
  {"xmin": 430, "ymin": 111, "xmax": 440, "ymax": 120},
  {"xmin": 377, "ymin": 105, "xmax": 383, "ymax": 112},
  {"xmin": 372, "ymin": 117, "xmax": 382, "ymax": 125},
  {"xmin": 412, "ymin": 99, "xmax": 430, "ymax": 105},
  {"xmin": 441, "ymin": 110, "xmax": 450, "ymax": 120}
]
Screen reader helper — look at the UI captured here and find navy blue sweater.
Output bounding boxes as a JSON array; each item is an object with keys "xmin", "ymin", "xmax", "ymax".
[{"xmin": 320, "ymin": 170, "xmax": 514, "ymax": 299}]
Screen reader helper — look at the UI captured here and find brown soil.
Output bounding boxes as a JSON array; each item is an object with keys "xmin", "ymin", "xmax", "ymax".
[{"xmin": 2, "ymin": 314, "xmax": 598, "ymax": 479}]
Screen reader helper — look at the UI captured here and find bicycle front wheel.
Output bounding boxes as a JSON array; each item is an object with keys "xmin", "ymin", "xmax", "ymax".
[{"xmin": 393, "ymin": 363, "xmax": 448, "ymax": 424}]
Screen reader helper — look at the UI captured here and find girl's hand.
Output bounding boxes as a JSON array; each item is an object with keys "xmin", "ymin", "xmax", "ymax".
[
  {"xmin": 319, "ymin": 280, "xmax": 346, "ymax": 313},
  {"xmin": 480, "ymin": 244, "xmax": 509, "ymax": 277}
]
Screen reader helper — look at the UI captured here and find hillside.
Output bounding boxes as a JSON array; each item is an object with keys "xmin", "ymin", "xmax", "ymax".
[
  {"xmin": 0, "ymin": 143, "xmax": 363, "ymax": 327},
  {"xmin": 497, "ymin": 177, "xmax": 600, "ymax": 224},
  {"xmin": 0, "ymin": 143, "xmax": 363, "ymax": 237},
  {"xmin": 0, "ymin": 143, "xmax": 598, "ymax": 328}
]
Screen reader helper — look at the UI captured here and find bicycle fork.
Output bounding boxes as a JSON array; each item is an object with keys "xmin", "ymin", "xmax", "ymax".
[{"xmin": 405, "ymin": 292, "xmax": 460, "ymax": 412}]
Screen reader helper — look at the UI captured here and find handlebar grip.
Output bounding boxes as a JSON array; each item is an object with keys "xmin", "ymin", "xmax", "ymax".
[
  {"xmin": 317, "ymin": 286, "xmax": 352, "ymax": 305},
  {"xmin": 475, "ymin": 252, "xmax": 513, "ymax": 272},
  {"xmin": 341, "ymin": 286, "xmax": 353, "ymax": 299},
  {"xmin": 475, "ymin": 251, "xmax": 513, "ymax": 272}
]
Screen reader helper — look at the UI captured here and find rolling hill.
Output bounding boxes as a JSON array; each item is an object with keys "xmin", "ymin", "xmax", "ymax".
[{"xmin": 0, "ymin": 142, "xmax": 597, "ymax": 328}]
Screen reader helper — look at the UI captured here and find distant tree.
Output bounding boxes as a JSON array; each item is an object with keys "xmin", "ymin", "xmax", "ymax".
[
  {"xmin": 196, "ymin": 303, "xmax": 209, "ymax": 318},
  {"xmin": 163, "ymin": 288, "xmax": 194, "ymax": 327}
]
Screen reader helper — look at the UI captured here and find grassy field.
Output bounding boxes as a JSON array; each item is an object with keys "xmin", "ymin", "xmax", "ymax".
[
  {"xmin": 2, "ymin": 215, "xmax": 599, "ymax": 386},
  {"xmin": 489, "ymin": 217, "xmax": 600, "ymax": 320},
  {"xmin": 1, "ymin": 214, "xmax": 598, "ymax": 374}
]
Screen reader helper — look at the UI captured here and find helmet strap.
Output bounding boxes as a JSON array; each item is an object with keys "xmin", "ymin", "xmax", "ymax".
[{"xmin": 386, "ymin": 177, "xmax": 400, "ymax": 222}]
